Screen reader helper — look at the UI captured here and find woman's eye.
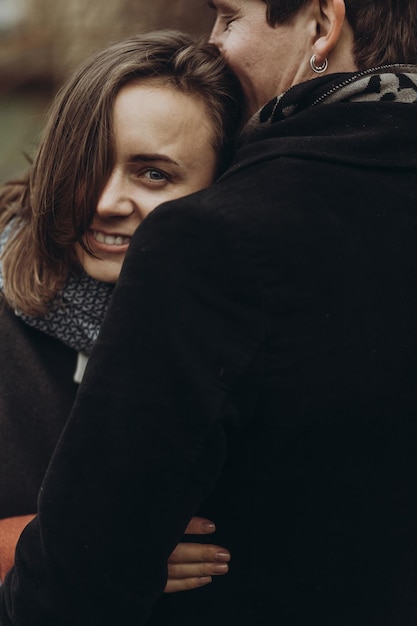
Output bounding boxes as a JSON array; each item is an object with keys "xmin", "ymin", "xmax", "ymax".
[{"xmin": 143, "ymin": 169, "xmax": 167, "ymax": 182}]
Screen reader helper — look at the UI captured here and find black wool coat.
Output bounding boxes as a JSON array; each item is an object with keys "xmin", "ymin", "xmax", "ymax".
[
  {"xmin": 0, "ymin": 298, "xmax": 78, "ymax": 517},
  {"xmin": 2, "ymin": 70, "xmax": 417, "ymax": 626}
]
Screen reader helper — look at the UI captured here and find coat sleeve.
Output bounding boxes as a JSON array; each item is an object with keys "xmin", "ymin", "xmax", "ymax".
[{"xmin": 0, "ymin": 193, "xmax": 265, "ymax": 625}]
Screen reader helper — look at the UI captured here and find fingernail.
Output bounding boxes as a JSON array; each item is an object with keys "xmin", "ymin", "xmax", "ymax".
[
  {"xmin": 198, "ymin": 576, "xmax": 212, "ymax": 586},
  {"xmin": 215, "ymin": 551, "xmax": 231, "ymax": 562},
  {"xmin": 213, "ymin": 563, "xmax": 229, "ymax": 574},
  {"xmin": 202, "ymin": 521, "xmax": 216, "ymax": 533}
]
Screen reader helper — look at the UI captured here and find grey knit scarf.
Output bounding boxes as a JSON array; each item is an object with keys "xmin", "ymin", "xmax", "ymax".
[{"xmin": 0, "ymin": 222, "xmax": 114, "ymax": 355}]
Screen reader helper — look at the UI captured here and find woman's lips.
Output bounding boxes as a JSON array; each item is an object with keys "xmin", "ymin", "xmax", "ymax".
[{"xmin": 93, "ymin": 230, "xmax": 131, "ymax": 246}]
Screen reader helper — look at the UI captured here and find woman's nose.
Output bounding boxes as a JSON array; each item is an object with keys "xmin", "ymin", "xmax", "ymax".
[{"xmin": 96, "ymin": 170, "xmax": 134, "ymax": 218}]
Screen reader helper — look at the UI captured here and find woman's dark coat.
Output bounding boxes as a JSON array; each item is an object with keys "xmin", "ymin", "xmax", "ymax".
[{"xmin": 0, "ymin": 298, "xmax": 78, "ymax": 517}]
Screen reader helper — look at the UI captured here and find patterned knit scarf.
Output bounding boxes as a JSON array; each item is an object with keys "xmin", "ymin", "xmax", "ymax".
[
  {"xmin": 0, "ymin": 222, "xmax": 114, "ymax": 356},
  {"xmin": 243, "ymin": 64, "xmax": 417, "ymax": 137}
]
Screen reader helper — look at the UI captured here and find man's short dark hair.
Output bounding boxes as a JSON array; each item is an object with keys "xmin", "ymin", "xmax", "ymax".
[
  {"xmin": 261, "ymin": 0, "xmax": 310, "ymax": 25},
  {"xmin": 261, "ymin": 0, "xmax": 417, "ymax": 68}
]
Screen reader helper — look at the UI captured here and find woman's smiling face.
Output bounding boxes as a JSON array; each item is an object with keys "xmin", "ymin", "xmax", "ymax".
[{"xmin": 76, "ymin": 79, "xmax": 218, "ymax": 284}]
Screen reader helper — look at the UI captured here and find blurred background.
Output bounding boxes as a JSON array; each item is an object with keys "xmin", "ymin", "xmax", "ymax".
[{"xmin": 0, "ymin": 0, "xmax": 214, "ymax": 182}]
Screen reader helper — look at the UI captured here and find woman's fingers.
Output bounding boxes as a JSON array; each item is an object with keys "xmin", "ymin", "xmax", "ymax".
[
  {"xmin": 164, "ymin": 517, "xmax": 231, "ymax": 593},
  {"xmin": 164, "ymin": 541, "xmax": 231, "ymax": 593},
  {"xmin": 168, "ymin": 541, "xmax": 230, "ymax": 565},
  {"xmin": 167, "ymin": 554, "xmax": 229, "ymax": 578},
  {"xmin": 164, "ymin": 575, "xmax": 213, "ymax": 593},
  {"xmin": 183, "ymin": 516, "xmax": 216, "ymax": 535}
]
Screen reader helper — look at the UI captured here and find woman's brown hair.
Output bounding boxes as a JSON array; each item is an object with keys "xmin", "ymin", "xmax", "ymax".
[{"xmin": 0, "ymin": 30, "xmax": 242, "ymax": 315}]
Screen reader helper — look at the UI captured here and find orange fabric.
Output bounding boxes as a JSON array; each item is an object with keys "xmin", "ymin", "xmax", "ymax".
[{"xmin": 0, "ymin": 515, "xmax": 35, "ymax": 581}]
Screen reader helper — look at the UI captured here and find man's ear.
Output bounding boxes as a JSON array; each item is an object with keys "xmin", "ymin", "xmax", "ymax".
[{"xmin": 312, "ymin": 0, "xmax": 346, "ymax": 66}]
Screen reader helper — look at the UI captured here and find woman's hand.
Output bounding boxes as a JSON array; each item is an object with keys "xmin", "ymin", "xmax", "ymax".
[
  {"xmin": 0, "ymin": 514, "xmax": 231, "ymax": 593},
  {"xmin": 0, "ymin": 514, "xmax": 36, "ymax": 582},
  {"xmin": 164, "ymin": 516, "xmax": 230, "ymax": 593}
]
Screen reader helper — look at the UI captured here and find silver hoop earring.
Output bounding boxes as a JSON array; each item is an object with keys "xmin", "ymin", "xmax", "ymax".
[{"xmin": 310, "ymin": 55, "xmax": 328, "ymax": 74}]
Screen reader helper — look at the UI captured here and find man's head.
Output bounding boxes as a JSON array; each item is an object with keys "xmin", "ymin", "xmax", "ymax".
[
  {"xmin": 209, "ymin": 0, "xmax": 354, "ymax": 115},
  {"xmin": 209, "ymin": 0, "xmax": 417, "ymax": 116}
]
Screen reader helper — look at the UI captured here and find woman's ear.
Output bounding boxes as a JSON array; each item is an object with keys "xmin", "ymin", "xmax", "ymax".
[{"xmin": 313, "ymin": 0, "xmax": 346, "ymax": 66}]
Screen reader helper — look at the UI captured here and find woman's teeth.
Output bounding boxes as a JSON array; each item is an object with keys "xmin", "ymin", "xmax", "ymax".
[{"xmin": 93, "ymin": 231, "xmax": 130, "ymax": 246}]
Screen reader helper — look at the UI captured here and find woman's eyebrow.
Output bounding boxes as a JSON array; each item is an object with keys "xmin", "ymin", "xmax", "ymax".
[{"xmin": 129, "ymin": 154, "xmax": 180, "ymax": 167}]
